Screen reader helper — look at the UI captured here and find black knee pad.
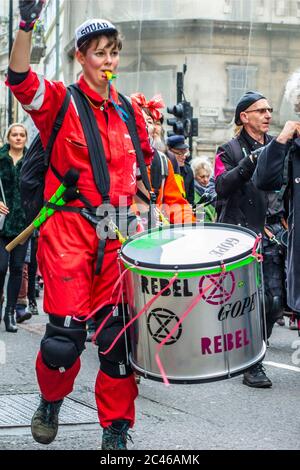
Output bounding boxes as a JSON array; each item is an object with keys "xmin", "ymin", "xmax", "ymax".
[
  {"xmin": 95, "ymin": 304, "xmax": 132, "ymax": 378},
  {"xmin": 41, "ymin": 318, "xmax": 87, "ymax": 371}
]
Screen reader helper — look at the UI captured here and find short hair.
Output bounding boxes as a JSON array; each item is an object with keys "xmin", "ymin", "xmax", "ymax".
[
  {"xmin": 5, "ymin": 123, "xmax": 28, "ymax": 143},
  {"xmin": 191, "ymin": 157, "xmax": 213, "ymax": 178},
  {"xmin": 78, "ymin": 32, "xmax": 123, "ymax": 56}
]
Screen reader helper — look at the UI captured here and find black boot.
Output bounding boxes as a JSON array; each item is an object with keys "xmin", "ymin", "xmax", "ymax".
[
  {"xmin": 102, "ymin": 420, "xmax": 132, "ymax": 450},
  {"xmin": 4, "ymin": 306, "xmax": 18, "ymax": 333},
  {"xmin": 31, "ymin": 396, "xmax": 63, "ymax": 444},
  {"xmin": 243, "ymin": 361, "xmax": 272, "ymax": 388},
  {"xmin": 0, "ymin": 294, "xmax": 4, "ymax": 324},
  {"xmin": 16, "ymin": 304, "xmax": 32, "ymax": 323}
]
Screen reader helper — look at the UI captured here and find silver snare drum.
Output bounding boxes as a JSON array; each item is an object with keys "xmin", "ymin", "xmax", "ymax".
[{"xmin": 120, "ymin": 223, "xmax": 266, "ymax": 383}]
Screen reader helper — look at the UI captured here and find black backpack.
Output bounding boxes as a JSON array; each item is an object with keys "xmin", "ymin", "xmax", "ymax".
[{"xmin": 20, "ymin": 86, "xmax": 151, "ymax": 224}]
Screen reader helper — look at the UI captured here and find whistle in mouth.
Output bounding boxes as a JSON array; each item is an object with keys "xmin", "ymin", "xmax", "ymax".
[{"xmin": 104, "ymin": 71, "xmax": 117, "ymax": 81}]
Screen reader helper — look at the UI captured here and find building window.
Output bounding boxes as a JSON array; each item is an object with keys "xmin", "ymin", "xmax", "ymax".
[
  {"xmin": 43, "ymin": 0, "xmax": 56, "ymax": 32},
  {"xmin": 275, "ymin": 0, "xmax": 287, "ymax": 16},
  {"xmin": 223, "ymin": 0, "xmax": 232, "ymax": 14},
  {"xmin": 227, "ymin": 65, "xmax": 257, "ymax": 107},
  {"xmin": 257, "ymin": 0, "xmax": 265, "ymax": 15},
  {"xmin": 44, "ymin": 46, "xmax": 56, "ymax": 79},
  {"xmin": 229, "ymin": 0, "xmax": 254, "ymax": 21}
]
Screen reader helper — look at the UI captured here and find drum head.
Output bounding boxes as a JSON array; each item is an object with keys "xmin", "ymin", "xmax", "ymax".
[{"xmin": 121, "ymin": 223, "xmax": 257, "ymax": 270}]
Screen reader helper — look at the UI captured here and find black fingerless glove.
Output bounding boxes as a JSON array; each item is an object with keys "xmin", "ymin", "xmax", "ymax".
[{"xmin": 19, "ymin": 0, "xmax": 45, "ymax": 32}]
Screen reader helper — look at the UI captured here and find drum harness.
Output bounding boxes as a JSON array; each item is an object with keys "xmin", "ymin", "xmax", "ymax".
[
  {"xmin": 264, "ymin": 217, "xmax": 288, "ymax": 246},
  {"xmin": 47, "ymin": 84, "xmax": 156, "ymax": 275},
  {"xmin": 135, "ymin": 149, "xmax": 170, "ymax": 227}
]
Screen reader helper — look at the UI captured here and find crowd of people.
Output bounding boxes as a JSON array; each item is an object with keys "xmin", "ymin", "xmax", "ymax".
[{"xmin": 0, "ymin": 0, "xmax": 299, "ymax": 452}]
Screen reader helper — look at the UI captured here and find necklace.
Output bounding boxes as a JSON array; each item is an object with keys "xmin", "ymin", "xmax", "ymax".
[{"xmin": 84, "ymin": 93, "xmax": 106, "ymax": 110}]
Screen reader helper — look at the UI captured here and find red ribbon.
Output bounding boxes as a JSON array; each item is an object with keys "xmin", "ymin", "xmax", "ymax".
[{"xmin": 131, "ymin": 92, "xmax": 165, "ymax": 121}]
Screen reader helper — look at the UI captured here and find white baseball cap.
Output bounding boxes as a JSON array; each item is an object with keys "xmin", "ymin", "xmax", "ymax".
[{"xmin": 75, "ymin": 18, "xmax": 117, "ymax": 50}]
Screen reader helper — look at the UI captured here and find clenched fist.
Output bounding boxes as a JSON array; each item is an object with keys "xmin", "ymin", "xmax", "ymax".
[
  {"xmin": 19, "ymin": 0, "xmax": 46, "ymax": 32},
  {"xmin": 276, "ymin": 121, "xmax": 300, "ymax": 145}
]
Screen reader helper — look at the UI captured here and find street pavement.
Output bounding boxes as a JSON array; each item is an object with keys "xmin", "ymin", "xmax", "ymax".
[{"xmin": 0, "ymin": 294, "xmax": 299, "ymax": 451}]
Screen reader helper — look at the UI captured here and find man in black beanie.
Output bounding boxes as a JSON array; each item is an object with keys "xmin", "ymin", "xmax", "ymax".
[
  {"xmin": 214, "ymin": 90, "xmax": 290, "ymax": 388},
  {"xmin": 234, "ymin": 91, "xmax": 266, "ymax": 126},
  {"xmin": 215, "ymin": 90, "xmax": 272, "ymax": 234}
]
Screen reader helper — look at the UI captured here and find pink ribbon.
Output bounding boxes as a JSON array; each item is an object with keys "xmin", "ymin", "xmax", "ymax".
[
  {"xmin": 99, "ymin": 274, "xmax": 179, "ymax": 355},
  {"xmin": 72, "ymin": 267, "xmax": 130, "ymax": 325},
  {"xmin": 99, "ymin": 268, "xmax": 228, "ymax": 385},
  {"xmin": 154, "ymin": 277, "xmax": 218, "ymax": 386}
]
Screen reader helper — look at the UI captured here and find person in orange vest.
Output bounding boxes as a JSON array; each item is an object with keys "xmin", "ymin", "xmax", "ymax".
[
  {"xmin": 131, "ymin": 93, "xmax": 194, "ymax": 228},
  {"xmin": 166, "ymin": 135, "xmax": 195, "ymax": 206}
]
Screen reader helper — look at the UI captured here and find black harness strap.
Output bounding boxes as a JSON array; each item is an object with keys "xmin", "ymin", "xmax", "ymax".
[
  {"xmin": 118, "ymin": 93, "xmax": 152, "ymax": 194},
  {"xmin": 46, "ymin": 203, "xmax": 82, "ymax": 212},
  {"xmin": 44, "ymin": 90, "xmax": 71, "ymax": 166},
  {"xmin": 118, "ymin": 94, "xmax": 157, "ymax": 227},
  {"xmin": 49, "ymin": 163, "xmax": 63, "ymax": 182},
  {"xmin": 68, "ymin": 84, "xmax": 112, "ymax": 274},
  {"xmin": 55, "ymin": 86, "xmax": 152, "ymax": 273},
  {"xmin": 150, "ymin": 149, "xmax": 163, "ymax": 196},
  {"xmin": 136, "ymin": 188, "xmax": 151, "ymax": 205},
  {"xmin": 69, "ymin": 84, "xmax": 110, "ymax": 203}
]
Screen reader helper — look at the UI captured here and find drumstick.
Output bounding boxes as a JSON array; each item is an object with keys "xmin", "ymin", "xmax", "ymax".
[
  {"xmin": 5, "ymin": 169, "xmax": 80, "ymax": 252},
  {"xmin": 5, "ymin": 195, "xmax": 68, "ymax": 252}
]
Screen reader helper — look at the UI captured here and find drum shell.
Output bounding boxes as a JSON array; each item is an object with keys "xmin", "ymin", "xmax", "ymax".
[{"xmin": 121, "ymin": 225, "xmax": 266, "ymax": 383}]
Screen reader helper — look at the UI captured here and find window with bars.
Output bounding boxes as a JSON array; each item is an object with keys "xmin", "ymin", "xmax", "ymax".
[
  {"xmin": 224, "ymin": 0, "xmax": 266, "ymax": 18},
  {"xmin": 229, "ymin": 0, "xmax": 255, "ymax": 21},
  {"xmin": 227, "ymin": 65, "xmax": 258, "ymax": 107},
  {"xmin": 126, "ymin": 0, "xmax": 175, "ymax": 20},
  {"xmin": 275, "ymin": 0, "xmax": 287, "ymax": 16}
]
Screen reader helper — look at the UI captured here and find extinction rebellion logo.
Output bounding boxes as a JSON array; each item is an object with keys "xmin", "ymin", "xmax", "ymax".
[
  {"xmin": 199, "ymin": 272, "xmax": 236, "ymax": 306},
  {"xmin": 147, "ymin": 308, "xmax": 182, "ymax": 345}
]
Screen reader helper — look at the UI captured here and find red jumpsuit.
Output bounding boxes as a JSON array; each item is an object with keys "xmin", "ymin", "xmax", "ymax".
[{"xmin": 7, "ymin": 70, "xmax": 153, "ymax": 427}]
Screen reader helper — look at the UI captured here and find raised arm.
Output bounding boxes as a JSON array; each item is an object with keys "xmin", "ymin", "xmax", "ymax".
[
  {"xmin": 9, "ymin": 1, "xmax": 45, "ymax": 72},
  {"xmin": 253, "ymin": 121, "xmax": 300, "ymax": 190}
]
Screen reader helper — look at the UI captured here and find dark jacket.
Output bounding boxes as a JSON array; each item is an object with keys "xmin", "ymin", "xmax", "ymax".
[
  {"xmin": 180, "ymin": 163, "xmax": 194, "ymax": 206},
  {"xmin": 0, "ymin": 144, "xmax": 27, "ymax": 238},
  {"xmin": 254, "ymin": 137, "xmax": 300, "ymax": 313},
  {"xmin": 214, "ymin": 129, "xmax": 272, "ymax": 234}
]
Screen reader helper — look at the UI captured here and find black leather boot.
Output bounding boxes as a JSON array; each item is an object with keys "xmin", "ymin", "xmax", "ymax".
[
  {"xmin": 0, "ymin": 295, "xmax": 3, "ymax": 324},
  {"xmin": 4, "ymin": 306, "xmax": 18, "ymax": 333}
]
